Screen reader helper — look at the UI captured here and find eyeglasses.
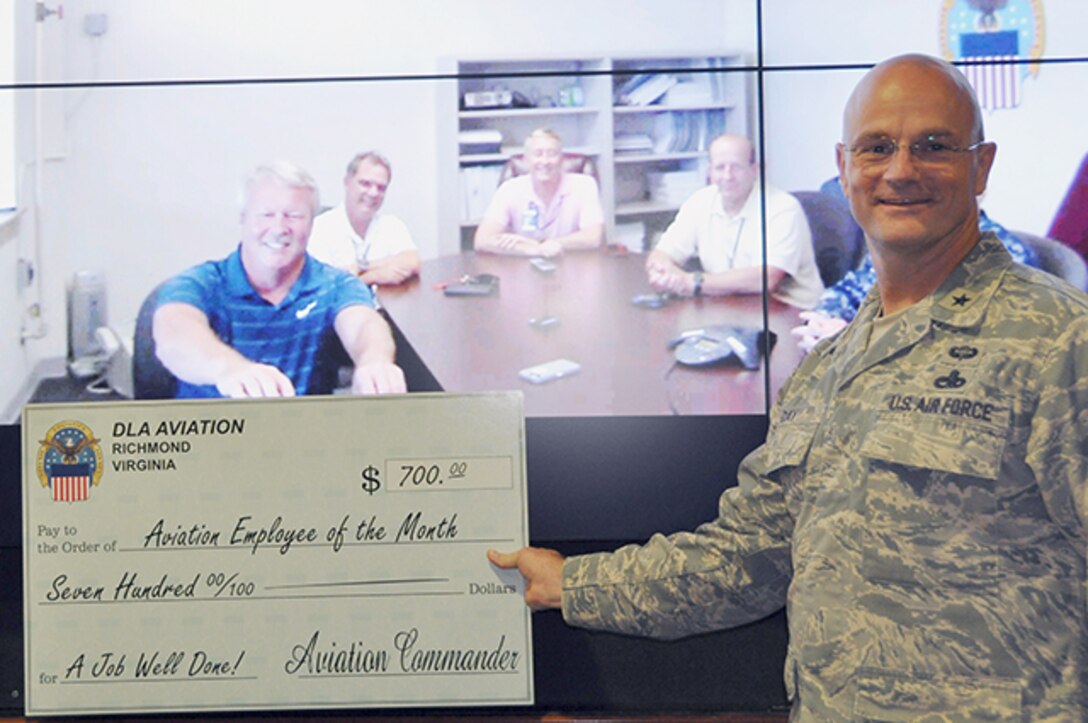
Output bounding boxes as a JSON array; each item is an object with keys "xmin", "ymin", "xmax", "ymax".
[{"xmin": 842, "ymin": 135, "xmax": 985, "ymax": 168}]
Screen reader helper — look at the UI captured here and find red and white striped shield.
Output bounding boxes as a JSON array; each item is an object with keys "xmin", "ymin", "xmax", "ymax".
[
  {"xmin": 51, "ymin": 472, "xmax": 89, "ymax": 502},
  {"xmin": 961, "ymin": 56, "xmax": 1021, "ymax": 110}
]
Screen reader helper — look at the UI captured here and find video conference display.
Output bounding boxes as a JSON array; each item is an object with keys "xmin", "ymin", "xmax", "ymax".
[{"xmin": 3, "ymin": 0, "xmax": 1086, "ymax": 422}]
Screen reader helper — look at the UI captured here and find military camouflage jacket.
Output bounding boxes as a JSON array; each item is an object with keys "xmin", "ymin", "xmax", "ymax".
[{"xmin": 563, "ymin": 234, "xmax": 1088, "ymax": 720}]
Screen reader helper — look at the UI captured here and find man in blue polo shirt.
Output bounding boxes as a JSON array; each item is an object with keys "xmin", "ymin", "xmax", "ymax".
[{"xmin": 152, "ymin": 162, "xmax": 406, "ymax": 398}]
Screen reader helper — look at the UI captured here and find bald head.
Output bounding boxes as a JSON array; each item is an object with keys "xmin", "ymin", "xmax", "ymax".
[
  {"xmin": 835, "ymin": 53, "xmax": 997, "ymax": 265},
  {"xmin": 709, "ymin": 133, "xmax": 756, "ymax": 165},
  {"xmin": 843, "ymin": 54, "xmax": 985, "ymax": 145},
  {"xmin": 707, "ymin": 133, "xmax": 758, "ymax": 213}
]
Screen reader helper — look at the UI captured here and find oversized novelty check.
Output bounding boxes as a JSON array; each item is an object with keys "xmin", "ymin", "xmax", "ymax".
[{"xmin": 22, "ymin": 392, "xmax": 532, "ymax": 716}]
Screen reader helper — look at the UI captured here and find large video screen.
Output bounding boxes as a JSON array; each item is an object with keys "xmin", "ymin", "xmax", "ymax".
[{"xmin": 3, "ymin": 0, "xmax": 1086, "ymax": 425}]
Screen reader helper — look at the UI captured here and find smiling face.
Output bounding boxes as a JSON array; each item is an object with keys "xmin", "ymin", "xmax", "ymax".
[
  {"xmin": 524, "ymin": 132, "xmax": 564, "ymax": 187},
  {"xmin": 836, "ymin": 57, "xmax": 996, "ymax": 258},
  {"xmin": 239, "ymin": 174, "xmax": 315, "ymax": 277},
  {"xmin": 344, "ymin": 159, "xmax": 390, "ymax": 226},
  {"xmin": 708, "ymin": 135, "xmax": 757, "ymax": 213}
]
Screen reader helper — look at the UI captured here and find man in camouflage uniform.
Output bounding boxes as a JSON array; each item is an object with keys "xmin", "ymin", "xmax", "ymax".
[{"xmin": 490, "ymin": 53, "xmax": 1088, "ymax": 720}]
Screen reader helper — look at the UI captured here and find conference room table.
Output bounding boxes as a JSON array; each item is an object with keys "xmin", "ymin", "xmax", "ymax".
[{"xmin": 377, "ymin": 250, "xmax": 805, "ymax": 417}]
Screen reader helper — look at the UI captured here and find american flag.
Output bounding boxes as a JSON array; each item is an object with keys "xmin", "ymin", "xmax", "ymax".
[
  {"xmin": 959, "ymin": 30, "xmax": 1021, "ymax": 110},
  {"xmin": 51, "ymin": 464, "xmax": 90, "ymax": 502}
]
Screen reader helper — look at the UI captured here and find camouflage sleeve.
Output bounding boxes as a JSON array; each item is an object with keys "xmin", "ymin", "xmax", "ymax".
[
  {"xmin": 1025, "ymin": 311, "xmax": 1088, "ymax": 599},
  {"xmin": 561, "ymin": 447, "xmax": 794, "ymax": 640}
]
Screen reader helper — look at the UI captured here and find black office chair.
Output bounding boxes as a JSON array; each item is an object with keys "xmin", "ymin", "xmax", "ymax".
[
  {"xmin": 1014, "ymin": 231, "xmax": 1088, "ymax": 292},
  {"xmin": 132, "ymin": 283, "xmax": 178, "ymax": 400},
  {"xmin": 792, "ymin": 190, "xmax": 866, "ymax": 287}
]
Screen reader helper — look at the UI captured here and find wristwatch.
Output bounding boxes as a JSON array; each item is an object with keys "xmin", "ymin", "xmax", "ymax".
[{"xmin": 692, "ymin": 271, "xmax": 704, "ymax": 297}]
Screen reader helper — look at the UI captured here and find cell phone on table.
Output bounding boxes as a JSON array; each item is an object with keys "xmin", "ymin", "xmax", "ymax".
[
  {"xmin": 529, "ymin": 257, "xmax": 557, "ymax": 273},
  {"xmin": 443, "ymin": 273, "xmax": 499, "ymax": 296},
  {"xmin": 518, "ymin": 358, "xmax": 581, "ymax": 384},
  {"xmin": 528, "ymin": 315, "xmax": 560, "ymax": 329},
  {"xmin": 631, "ymin": 292, "xmax": 670, "ymax": 308}
]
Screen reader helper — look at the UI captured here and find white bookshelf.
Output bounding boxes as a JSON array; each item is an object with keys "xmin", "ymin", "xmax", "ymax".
[{"xmin": 438, "ymin": 53, "xmax": 751, "ymax": 253}]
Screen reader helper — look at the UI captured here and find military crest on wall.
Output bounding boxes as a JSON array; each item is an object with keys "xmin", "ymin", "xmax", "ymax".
[{"xmin": 941, "ymin": 0, "xmax": 1046, "ymax": 110}]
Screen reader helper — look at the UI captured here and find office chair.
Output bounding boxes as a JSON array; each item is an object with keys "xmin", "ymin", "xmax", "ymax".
[
  {"xmin": 792, "ymin": 190, "xmax": 866, "ymax": 287},
  {"xmin": 132, "ymin": 283, "xmax": 179, "ymax": 400},
  {"xmin": 1047, "ymin": 151, "xmax": 1088, "ymax": 260},
  {"xmin": 497, "ymin": 153, "xmax": 600, "ymax": 186},
  {"xmin": 1014, "ymin": 231, "xmax": 1088, "ymax": 292}
]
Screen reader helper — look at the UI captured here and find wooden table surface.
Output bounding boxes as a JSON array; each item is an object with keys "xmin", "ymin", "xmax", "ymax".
[{"xmin": 378, "ymin": 251, "xmax": 803, "ymax": 417}]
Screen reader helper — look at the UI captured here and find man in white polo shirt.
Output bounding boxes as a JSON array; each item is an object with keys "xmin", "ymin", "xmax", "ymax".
[
  {"xmin": 645, "ymin": 133, "xmax": 824, "ymax": 308},
  {"xmin": 308, "ymin": 151, "xmax": 420, "ymax": 286}
]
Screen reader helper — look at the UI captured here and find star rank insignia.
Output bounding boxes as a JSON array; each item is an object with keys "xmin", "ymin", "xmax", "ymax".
[{"xmin": 939, "ymin": 290, "xmax": 975, "ymax": 311}]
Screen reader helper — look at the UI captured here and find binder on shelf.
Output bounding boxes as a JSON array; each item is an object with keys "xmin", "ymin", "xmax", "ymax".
[
  {"xmin": 653, "ymin": 116, "xmax": 674, "ymax": 154},
  {"xmin": 663, "ymin": 78, "xmax": 715, "ymax": 106},
  {"xmin": 616, "ymin": 74, "xmax": 678, "ymax": 106},
  {"xmin": 706, "ymin": 112, "xmax": 726, "ymax": 144},
  {"xmin": 614, "ymin": 73, "xmax": 653, "ymax": 104},
  {"xmin": 673, "ymin": 113, "xmax": 690, "ymax": 152}
]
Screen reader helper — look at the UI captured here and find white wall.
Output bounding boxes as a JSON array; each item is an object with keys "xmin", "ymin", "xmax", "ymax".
[
  {"xmin": 0, "ymin": 215, "xmax": 31, "ymax": 417},
  {"xmin": 0, "ymin": 4, "xmax": 14, "ymax": 209},
  {"xmin": 760, "ymin": 0, "xmax": 1088, "ymax": 237},
  {"xmin": 0, "ymin": 0, "xmax": 54, "ymax": 414}
]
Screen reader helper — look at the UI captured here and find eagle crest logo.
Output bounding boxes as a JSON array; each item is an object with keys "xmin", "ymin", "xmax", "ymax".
[{"xmin": 36, "ymin": 421, "xmax": 103, "ymax": 502}]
